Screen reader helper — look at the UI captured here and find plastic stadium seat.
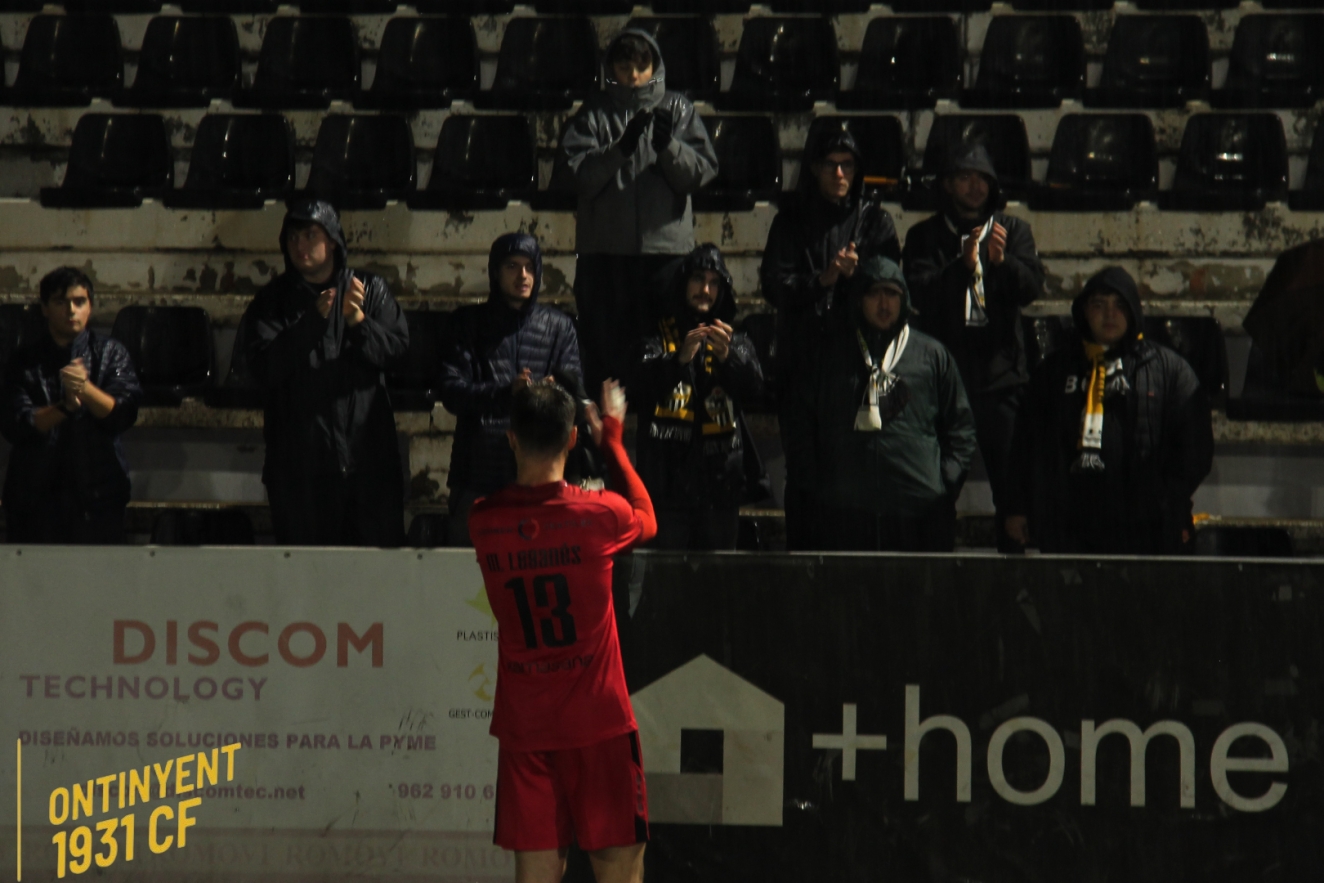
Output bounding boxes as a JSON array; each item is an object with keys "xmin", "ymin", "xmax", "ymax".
[
  {"xmin": 119, "ymin": 16, "xmax": 239, "ymax": 108},
  {"xmin": 178, "ymin": 1, "xmax": 277, "ymax": 10},
  {"xmin": 803, "ymin": 115, "xmax": 905, "ymax": 199},
  {"xmin": 1214, "ymin": 14, "xmax": 1324, "ymax": 110},
  {"xmin": 9, "ymin": 14, "xmax": 123, "ymax": 107},
  {"xmin": 240, "ymin": 16, "xmax": 359, "ymax": 109},
  {"xmin": 1289, "ymin": 119, "xmax": 1324, "ymax": 211},
  {"xmin": 1158, "ymin": 113, "xmax": 1287, "ymax": 211},
  {"xmin": 40, "ymin": 114, "xmax": 172, "ymax": 209},
  {"xmin": 1030, "ymin": 114, "xmax": 1157, "ymax": 211},
  {"xmin": 151, "ymin": 509, "xmax": 256, "ymax": 546},
  {"xmin": 692, "ymin": 116, "xmax": 781, "ymax": 212},
  {"xmin": 165, "ymin": 114, "xmax": 294, "ymax": 210},
  {"xmin": 737, "ymin": 312, "xmax": 777, "ymax": 411},
  {"xmin": 1193, "ymin": 526, "xmax": 1293, "ymax": 558},
  {"xmin": 1021, "ymin": 315, "xmax": 1074, "ymax": 371},
  {"xmin": 766, "ymin": 1, "xmax": 869, "ymax": 10},
  {"xmin": 532, "ymin": 1, "xmax": 633, "ymax": 11},
  {"xmin": 718, "ymin": 17, "xmax": 839, "ymax": 113},
  {"xmin": 837, "ymin": 17, "xmax": 961, "ymax": 111},
  {"xmin": 1133, "ymin": 0, "xmax": 1236, "ymax": 9},
  {"xmin": 903, "ymin": 114, "xmax": 1030, "ymax": 211},
  {"xmin": 358, "ymin": 17, "xmax": 477, "ymax": 110},
  {"xmin": 888, "ymin": 1, "xmax": 991, "ymax": 10},
  {"xmin": 304, "ymin": 114, "xmax": 416, "ymax": 210},
  {"xmin": 63, "ymin": 1, "xmax": 161, "ymax": 10},
  {"xmin": 387, "ymin": 310, "xmax": 450, "ymax": 412},
  {"xmin": 0, "ymin": 304, "xmax": 44, "ymax": 378},
  {"xmin": 409, "ymin": 115, "xmax": 535, "ymax": 211},
  {"xmin": 413, "ymin": 1, "xmax": 515, "ymax": 12},
  {"xmin": 1143, "ymin": 316, "xmax": 1228, "ymax": 405},
  {"xmin": 963, "ymin": 15, "xmax": 1085, "ymax": 109},
  {"xmin": 651, "ymin": 1, "xmax": 749, "ymax": 10},
  {"xmin": 626, "ymin": 17, "xmax": 720, "ymax": 100},
  {"xmin": 203, "ymin": 319, "xmax": 263, "ymax": 409},
  {"xmin": 472, "ymin": 17, "xmax": 598, "ymax": 112},
  {"xmin": 110, "ymin": 306, "xmax": 214, "ymax": 406},
  {"xmin": 0, "ymin": 1, "xmax": 45, "ymax": 10},
  {"xmin": 407, "ymin": 513, "xmax": 448, "ymax": 548},
  {"xmin": 1011, "ymin": 0, "xmax": 1113, "ymax": 8},
  {"xmin": 298, "ymin": 1, "xmax": 402, "ymax": 11},
  {"xmin": 1085, "ymin": 15, "xmax": 1209, "ymax": 109}
]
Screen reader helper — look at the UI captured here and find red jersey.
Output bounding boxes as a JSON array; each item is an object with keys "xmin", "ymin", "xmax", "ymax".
[{"xmin": 469, "ymin": 416, "xmax": 657, "ymax": 752}]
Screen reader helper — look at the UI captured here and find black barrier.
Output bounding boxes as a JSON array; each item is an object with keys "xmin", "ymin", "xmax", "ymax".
[{"xmin": 593, "ymin": 553, "xmax": 1324, "ymax": 883}]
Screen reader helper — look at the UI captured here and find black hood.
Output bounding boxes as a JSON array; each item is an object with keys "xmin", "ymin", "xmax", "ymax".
[
  {"xmin": 668, "ymin": 243, "xmax": 735, "ymax": 326},
  {"xmin": 1073, "ymin": 265, "xmax": 1143, "ymax": 345},
  {"xmin": 604, "ymin": 28, "xmax": 667, "ymax": 112},
  {"xmin": 847, "ymin": 255, "xmax": 912, "ymax": 332},
  {"xmin": 486, "ymin": 232, "xmax": 543, "ymax": 308},
  {"xmin": 798, "ymin": 122, "xmax": 865, "ymax": 205},
  {"xmin": 280, "ymin": 199, "xmax": 348, "ymax": 274},
  {"xmin": 942, "ymin": 144, "xmax": 1006, "ymax": 219}
]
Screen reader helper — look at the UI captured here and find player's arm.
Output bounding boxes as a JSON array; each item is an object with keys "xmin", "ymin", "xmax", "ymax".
[{"xmin": 586, "ymin": 380, "xmax": 658, "ymax": 543}]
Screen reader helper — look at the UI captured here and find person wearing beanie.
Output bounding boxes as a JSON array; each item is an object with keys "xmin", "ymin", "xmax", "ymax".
[
  {"xmin": 240, "ymin": 199, "xmax": 409, "ymax": 546},
  {"xmin": 1003, "ymin": 266, "xmax": 1213, "ymax": 554},
  {"xmin": 902, "ymin": 145, "xmax": 1044, "ymax": 552},
  {"xmin": 636, "ymin": 244, "xmax": 765, "ymax": 550},
  {"xmin": 438, "ymin": 232, "xmax": 583, "ymax": 545},
  {"xmin": 559, "ymin": 28, "xmax": 718, "ymax": 393},
  {"xmin": 782, "ymin": 256, "xmax": 977, "ymax": 552}
]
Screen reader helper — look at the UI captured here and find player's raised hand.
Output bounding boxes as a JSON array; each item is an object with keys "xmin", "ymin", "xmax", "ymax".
[{"xmin": 585, "ymin": 379, "xmax": 627, "ymax": 447}]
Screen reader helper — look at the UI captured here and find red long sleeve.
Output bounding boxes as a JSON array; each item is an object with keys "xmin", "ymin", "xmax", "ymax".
[{"xmin": 599, "ymin": 415, "xmax": 657, "ymax": 543}]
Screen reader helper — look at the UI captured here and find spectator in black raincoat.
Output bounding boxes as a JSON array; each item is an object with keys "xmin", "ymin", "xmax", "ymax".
[
  {"xmin": 1004, "ymin": 267, "xmax": 1213, "ymax": 555},
  {"xmin": 241, "ymin": 199, "xmax": 409, "ymax": 546},
  {"xmin": 903, "ymin": 145, "xmax": 1044, "ymax": 552},
  {"xmin": 439, "ymin": 233, "xmax": 582, "ymax": 545},
  {"xmin": 1, "ymin": 267, "xmax": 141, "ymax": 543},
  {"xmin": 636, "ymin": 244, "xmax": 764, "ymax": 550}
]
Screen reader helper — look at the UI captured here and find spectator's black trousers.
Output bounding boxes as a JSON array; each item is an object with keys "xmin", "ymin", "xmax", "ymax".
[{"xmin": 971, "ymin": 384, "xmax": 1025, "ymax": 553}]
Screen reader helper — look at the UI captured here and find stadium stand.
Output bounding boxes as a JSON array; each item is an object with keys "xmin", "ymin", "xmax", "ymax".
[
  {"xmin": 1214, "ymin": 13, "xmax": 1324, "ymax": 109},
  {"xmin": 1158, "ymin": 113, "xmax": 1289, "ymax": 211},
  {"xmin": 109, "ymin": 306, "xmax": 214, "ymax": 407},
  {"xmin": 150, "ymin": 508, "xmax": 256, "ymax": 546},
  {"xmin": 472, "ymin": 16, "xmax": 598, "ymax": 111},
  {"xmin": 39, "ymin": 113, "xmax": 172, "ymax": 209},
  {"xmin": 625, "ymin": 16, "xmax": 721, "ymax": 101},
  {"xmin": 239, "ymin": 15, "xmax": 360, "ymax": 109},
  {"xmin": 8, "ymin": 13, "xmax": 122, "ymax": 107},
  {"xmin": 1289, "ymin": 119, "xmax": 1324, "ymax": 211},
  {"xmin": 303, "ymin": 114, "xmax": 416, "ymax": 210},
  {"xmin": 357, "ymin": 16, "xmax": 478, "ymax": 110},
  {"xmin": 836, "ymin": 16, "xmax": 961, "ymax": 111},
  {"xmin": 903, "ymin": 114, "xmax": 1032, "ymax": 210},
  {"xmin": 119, "ymin": 16, "xmax": 240, "ymax": 109},
  {"xmin": 718, "ymin": 16, "xmax": 839, "ymax": 112},
  {"xmin": 692, "ymin": 115, "xmax": 781, "ymax": 212},
  {"xmin": 164, "ymin": 114, "xmax": 295, "ymax": 210},
  {"xmin": 1030, "ymin": 114, "xmax": 1158, "ymax": 211},
  {"xmin": 1085, "ymin": 15, "xmax": 1210, "ymax": 109},
  {"xmin": 387, "ymin": 310, "xmax": 451, "ymax": 413},
  {"xmin": 409, "ymin": 115, "xmax": 536, "ymax": 212},
  {"xmin": 962, "ymin": 15, "xmax": 1085, "ymax": 109}
]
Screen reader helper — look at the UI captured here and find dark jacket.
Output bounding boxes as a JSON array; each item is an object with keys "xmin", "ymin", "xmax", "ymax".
[
  {"xmin": 1, "ymin": 329, "xmax": 141, "ymax": 525},
  {"xmin": 636, "ymin": 245, "xmax": 764, "ymax": 511},
  {"xmin": 559, "ymin": 29, "xmax": 718, "ymax": 256},
  {"xmin": 241, "ymin": 199, "xmax": 409, "ymax": 485},
  {"xmin": 902, "ymin": 145, "xmax": 1044, "ymax": 395},
  {"xmin": 782, "ymin": 256, "xmax": 977, "ymax": 518},
  {"xmin": 760, "ymin": 125, "xmax": 901, "ymax": 391},
  {"xmin": 439, "ymin": 233, "xmax": 583, "ymax": 496},
  {"xmin": 1005, "ymin": 267, "xmax": 1215, "ymax": 554}
]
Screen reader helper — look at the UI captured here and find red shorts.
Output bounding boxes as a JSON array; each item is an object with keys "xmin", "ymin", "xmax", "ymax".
[{"xmin": 494, "ymin": 730, "xmax": 649, "ymax": 852}]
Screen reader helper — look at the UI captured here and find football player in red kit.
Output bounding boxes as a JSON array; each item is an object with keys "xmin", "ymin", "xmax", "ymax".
[{"xmin": 469, "ymin": 377, "xmax": 657, "ymax": 883}]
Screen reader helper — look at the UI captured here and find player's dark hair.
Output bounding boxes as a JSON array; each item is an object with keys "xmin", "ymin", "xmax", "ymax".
[
  {"xmin": 511, "ymin": 381, "xmax": 576, "ymax": 457},
  {"xmin": 39, "ymin": 267, "xmax": 94, "ymax": 305},
  {"xmin": 608, "ymin": 34, "xmax": 654, "ymax": 72}
]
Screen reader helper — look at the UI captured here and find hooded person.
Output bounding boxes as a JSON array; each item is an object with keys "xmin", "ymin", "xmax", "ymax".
[
  {"xmin": 636, "ymin": 244, "xmax": 765, "ymax": 550},
  {"xmin": 558, "ymin": 27, "xmax": 719, "ymax": 393},
  {"xmin": 782, "ymin": 256, "xmax": 977, "ymax": 552},
  {"xmin": 1004, "ymin": 266, "xmax": 1214, "ymax": 555},
  {"xmin": 902, "ymin": 144, "xmax": 1045, "ymax": 551},
  {"xmin": 240, "ymin": 199, "xmax": 409, "ymax": 547},
  {"xmin": 438, "ymin": 232, "xmax": 583, "ymax": 546}
]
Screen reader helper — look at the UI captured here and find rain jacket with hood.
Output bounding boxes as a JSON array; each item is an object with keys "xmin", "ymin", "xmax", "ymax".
[
  {"xmin": 760, "ymin": 124, "xmax": 901, "ymax": 393},
  {"xmin": 902, "ymin": 145, "xmax": 1044, "ymax": 395},
  {"xmin": 240, "ymin": 199, "xmax": 409, "ymax": 544},
  {"xmin": 1005, "ymin": 267, "xmax": 1214, "ymax": 554},
  {"xmin": 636, "ymin": 244, "xmax": 764, "ymax": 518},
  {"xmin": 783, "ymin": 256, "xmax": 977, "ymax": 521},
  {"xmin": 439, "ymin": 233, "xmax": 582, "ymax": 499},
  {"xmin": 559, "ymin": 29, "xmax": 718, "ymax": 256}
]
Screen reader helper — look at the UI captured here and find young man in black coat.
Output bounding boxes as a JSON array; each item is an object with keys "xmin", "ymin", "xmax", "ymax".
[
  {"xmin": 438, "ymin": 233, "xmax": 583, "ymax": 545},
  {"xmin": 1, "ymin": 267, "xmax": 141, "ymax": 543},
  {"xmin": 902, "ymin": 145, "xmax": 1044, "ymax": 552},
  {"xmin": 241, "ymin": 199, "xmax": 410, "ymax": 547},
  {"xmin": 636, "ymin": 244, "xmax": 763, "ymax": 550},
  {"xmin": 1004, "ymin": 267, "xmax": 1214, "ymax": 554}
]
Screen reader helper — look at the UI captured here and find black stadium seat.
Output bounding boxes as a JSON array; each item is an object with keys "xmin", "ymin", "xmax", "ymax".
[
  {"xmin": 803, "ymin": 115, "xmax": 905, "ymax": 200},
  {"xmin": 626, "ymin": 16, "xmax": 720, "ymax": 100},
  {"xmin": 1289, "ymin": 119, "xmax": 1324, "ymax": 210},
  {"xmin": 178, "ymin": 1, "xmax": 277, "ymax": 10},
  {"xmin": 766, "ymin": 0, "xmax": 869, "ymax": 10},
  {"xmin": 110, "ymin": 306, "xmax": 214, "ymax": 406},
  {"xmin": 203, "ymin": 318, "xmax": 262, "ymax": 409},
  {"xmin": 532, "ymin": 0, "xmax": 633, "ymax": 11},
  {"xmin": 1011, "ymin": 0, "xmax": 1113, "ymax": 8},
  {"xmin": 650, "ymin": 0, "xmax": 750, "ymax": 11},
  {"xmin": 303, "ymin": 114, "xmax": 416, "ymax": 210},
  {"xmin": 1086, "ymin": 15, "xmax": 1209, "ymax": 109},
  {"xmin": 298, "ymin": 1, "xmax": 400, "ymax": 11},
  {"xmin": 120, "ymin": 16, "xmax": 239, "ymax": 108},
  {"xmin": 473, "ymin": 17, "xmax": 598, "ymax": 112},
  {"xmin": 837, "ymin": 16, "xmax": 961, "ymax": 111},
  {"xmin": 1021, "ymin": 314, "xmax": 1074, "ymax": 371},
  {"xmin": 359, "ymin": 16, "xmax": 478, "ymax": 110},
  {"xmin": 413, "ymin": 0, "xmax": 515, "ymax": 11},
  {"xmin": 240, "ymin": 16, "xmax": 359, "ymax": 109},
  {"xmin": 1030, "ymin": 114, "xmax": 1157, "ymax": 211},
  {"xmin": 387, "ymin": 310, "xmax": 451, "ymax": 412},
  {"xmin": 41, "ymin": 114, "xmax": 172, "ymax": 209},
  {"xmin": 693, "ymin": 116, "xmax": 782, "ymax": 212},
  {"xmin": 963, "ymin": 15, "xmax": 1085, "ymax": 109},
  {"xmin": 165, "ymin": 114, "xmax": 294, "ymax": 210},
  {"xmin": 63, "ymin": 0, "xmax": 162, "ymax": 11},
  {"xmin": 1214, "ymin": 14, "xmax": 1324, "ymax": 110},
  {"xmin": 1159, "ymin": 113, "xmax": 1288, "ymax": 211},
  {"xmin": 9, "ymin": 14, "xmax": 123, "ymax": 107},
  {"xmin": 1143, "ymin": 316, "xmax": 1229, "ymax": 406},
  {"xmin": 903, "ymin": 114, "xmax": 1031, "ymax": 211},
  {"xmin": 888, "ymin": 0, "xmax": 991, "ymax": 10},
  {"xmin": 151, "ymin": 509, "xmax": 256, "ymax": 546},
  {"xmin": 1133, "ymin": 0, "xmax": 1237, "ymax": 8},
  {"xmin": 409, "ymin": 115, "xmax": 535, "ymax": 211},
  {"xmin": 718, "ymin": 17, "xmax": 839, "ymax": 113}
]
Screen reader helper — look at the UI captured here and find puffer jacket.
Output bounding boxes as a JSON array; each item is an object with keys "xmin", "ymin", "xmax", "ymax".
[
  {"xmin": 439, "ymin": 233, "xmax": 582, "ymax": 496},
  {"xmin": 1, "ymin": 329, "xmax": 141, "ymax": 520},
  {"xmin": 559, "ymin": 29, "xmax": 718, "ymax": 255},
  {"xmin": 636, "ymin": 245, "xmax": 764, "ymax": 511},
  {"xmin": 241, "ymin": 199, "xmax": 409, "ymax": 484}
]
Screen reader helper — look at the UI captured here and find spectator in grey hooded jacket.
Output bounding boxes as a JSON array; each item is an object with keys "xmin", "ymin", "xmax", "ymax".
[{"xmin": 559, "ymin": 28, "xmax": 718, "ymax": 393}]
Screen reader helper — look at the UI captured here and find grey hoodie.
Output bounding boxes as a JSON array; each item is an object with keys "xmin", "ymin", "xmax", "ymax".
[{"xmin": 558, "ymin": 29, "xmax": 719, "ymax": 255}]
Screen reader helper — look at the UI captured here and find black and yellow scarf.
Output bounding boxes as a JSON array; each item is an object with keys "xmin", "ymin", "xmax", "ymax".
[{"xmin": 652, "ymin": 317, "xmax": 736, "ymax": 440}]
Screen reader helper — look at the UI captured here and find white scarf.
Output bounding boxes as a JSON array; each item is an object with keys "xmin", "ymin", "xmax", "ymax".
[
  {"xmin": 854, "ymin": 325, "xmax": 910, "ymax": 431},
  {"xmin": 947, "ymin": 216, "xmax": 993, "ymax": 327}
]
